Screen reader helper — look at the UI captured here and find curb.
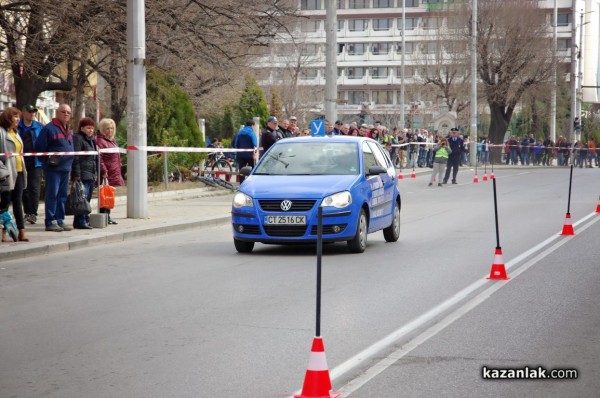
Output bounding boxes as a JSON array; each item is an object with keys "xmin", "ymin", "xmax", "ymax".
[{"xmin": 1, "ymin": 215, "xmax": 231, "ymax": 262}]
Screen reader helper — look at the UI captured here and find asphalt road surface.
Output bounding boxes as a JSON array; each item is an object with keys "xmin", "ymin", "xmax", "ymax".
[{"xmin": 1, "ymin": 167, "xmax": 599, "ymax": 397}]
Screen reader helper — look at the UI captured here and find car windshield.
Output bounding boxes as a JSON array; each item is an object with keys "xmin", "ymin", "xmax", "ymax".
[{"xmin": 254, "ymin": 142, "xmax": 359, "ymax": 176}]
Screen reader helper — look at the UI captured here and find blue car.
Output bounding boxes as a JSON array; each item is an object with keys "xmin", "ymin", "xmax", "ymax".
[{"xmin": 231, "ymin": 136, "xmax": 401, "ymax": 253}]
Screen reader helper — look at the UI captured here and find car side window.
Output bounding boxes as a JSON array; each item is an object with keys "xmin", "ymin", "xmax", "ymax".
[
  {"xmin": 362, "ymin": 142, "xmax": 379, "ymax": 173},
  {"xmin": 367, "ymin": 141, "xmax": 391, "ymax": 169}
]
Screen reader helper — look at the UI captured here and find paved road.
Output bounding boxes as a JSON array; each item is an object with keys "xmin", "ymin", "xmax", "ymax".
[{"xmin": 1, "ymin": 167, "xmax": 599, "ymax": 397}]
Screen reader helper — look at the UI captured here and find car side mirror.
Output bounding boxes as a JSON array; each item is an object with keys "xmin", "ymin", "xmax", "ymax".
[
  {"xmin": 240, "ymin": 166, "xmax": 253, "ymax": 176},
  {"xmin": 367, "ymin": 165, "xmax": 386, "ymax": 175}
]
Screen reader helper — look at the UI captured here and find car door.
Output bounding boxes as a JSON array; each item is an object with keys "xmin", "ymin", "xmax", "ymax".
[{"xmin": 365, "ymin": 141, "xmax": 395, "ymax": 231}]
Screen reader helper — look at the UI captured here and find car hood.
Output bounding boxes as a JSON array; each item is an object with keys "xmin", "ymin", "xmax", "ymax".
[{"xmin": 241, "ymin": 175, "xmax": 359, "ymax": 198}]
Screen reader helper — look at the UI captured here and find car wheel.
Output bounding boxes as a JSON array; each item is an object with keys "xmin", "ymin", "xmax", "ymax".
[
  {"xmin": 383, "ymin": 202, "xmax": 400, "ymax": 242},
  {"xmin": 234, "ymin": 238, "xmax": 255, "ymax": 253},
  {"xmin": 347, "ymin": 208, "xmax": 367, "ymax": 253}
]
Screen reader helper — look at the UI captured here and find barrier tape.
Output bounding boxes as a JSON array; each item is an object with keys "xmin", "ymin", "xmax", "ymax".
[{"xmin": 1, "ymin": 146, "xmax": 254, "ymax": 157}]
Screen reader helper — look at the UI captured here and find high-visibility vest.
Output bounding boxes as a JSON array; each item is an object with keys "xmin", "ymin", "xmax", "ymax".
[{"xmin": 435, "ymin": 146, "xmax": 449, "ymax": 160}]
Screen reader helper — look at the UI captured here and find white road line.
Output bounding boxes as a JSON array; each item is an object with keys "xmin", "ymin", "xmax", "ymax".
[{"xmin": 333, "ymin": 212, "xmax": 599, "ymax": 396}]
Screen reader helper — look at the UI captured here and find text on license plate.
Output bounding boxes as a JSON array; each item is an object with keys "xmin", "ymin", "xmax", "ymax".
[{"xmin": 264, "ymin": 215, "xmax": 307, "ymax": 225}]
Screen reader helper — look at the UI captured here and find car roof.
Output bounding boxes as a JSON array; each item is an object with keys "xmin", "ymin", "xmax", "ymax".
[{"xmin": 275, "ymin": 136, "xmax": 377, "ymax": 145}]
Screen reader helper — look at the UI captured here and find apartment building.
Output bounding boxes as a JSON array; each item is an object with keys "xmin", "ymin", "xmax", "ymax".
[{"xmin": 256, "ymin": 0, "xmax": 598, "ymax": 130}]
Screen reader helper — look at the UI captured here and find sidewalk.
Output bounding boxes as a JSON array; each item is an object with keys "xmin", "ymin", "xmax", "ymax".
[{"xmin": 0, "ymin": 187, "xmax": 234, "ymax": 262}]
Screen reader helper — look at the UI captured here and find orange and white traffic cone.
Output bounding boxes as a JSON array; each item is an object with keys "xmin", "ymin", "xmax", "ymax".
[
  {"xmin": 482, "ymin": 172, "xmax": 488, "ymax": 181},
  {"xmin": 490, "ymin": 171, "xmax": 495, "ymax": 180},
  {"xmin": 560, "ymin": 213, "xmax": 575, "ymax": 236},
  {"xmin": 473, "ymin": 173, "xmax": 479, "ymax": 183},
  {"xmin": 410, "ymin": 168, "xmax": 416, "ymax": 179},
  {"xmin": 397, "ymin": 170, "xmax": 403, "ymax": 180},
  {"xmin": 595, "ymin": 196, "xmax": 600, "ymax": 213},
  {"xmin": 295, "ymin": 337, "xmax": 340, "ymax": 398},
  {"xmin": 487, "ymin": 247, "xmax": 509, "ymax": 280}
]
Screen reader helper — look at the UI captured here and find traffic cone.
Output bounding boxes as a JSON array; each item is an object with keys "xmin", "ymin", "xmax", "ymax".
[
  {"xmin": 482, "ymin": 172, "xmax": 488, "ymax": 181},
  {"xmin": 473, "ymin": 173, "xmax": 479, "ymax": 183},
  {"xmin": 487, "ymin": 247, "xmax": 509, "ymax": 280},
  {"xmin": 397, "ymin": 170, "xmax": 403, "ymax": 180},
  {"xmin": 490, "ymin": 171, "xmax": 495, "ymax": 180},
  {"xmin": 595, "ymin": 196, "xmax": 600, "ymax": 213},
  {"xmin": 295, "ymin": 337, "xmax": 340, "ymax": 398},
  {"xmin": 560, "ymin": 213, "xmax": 575, "ymax": 236},
  {"xmin": 410, "ymin": 168, "xmax": 416, "ymax": 179}
]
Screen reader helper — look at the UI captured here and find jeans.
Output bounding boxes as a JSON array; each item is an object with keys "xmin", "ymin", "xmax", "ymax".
[
  {"xmin": 43, "ymin": 168, "xmax": 70, "ymax": 226},
  {"xmin": 73, "ymin": 179, "xmax": 94, "ymax": 226},
  {"xmin": 22, "ymin": 166, "xmax": 42, "ymax": 216}
]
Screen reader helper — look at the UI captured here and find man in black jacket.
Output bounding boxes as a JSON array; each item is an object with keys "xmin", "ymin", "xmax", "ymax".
[
  {"xmin": 443, "ymin": 128, "xmax": 463, "ymax": 184},
  {"xmin": 260, "ymin": 116, "xmax": 281, "ymax": 157}
]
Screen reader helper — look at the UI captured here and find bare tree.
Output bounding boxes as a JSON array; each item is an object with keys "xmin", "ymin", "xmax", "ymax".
[{"xmin": 470, "ymin": 0, "xmax": 557, "ymax": 144}]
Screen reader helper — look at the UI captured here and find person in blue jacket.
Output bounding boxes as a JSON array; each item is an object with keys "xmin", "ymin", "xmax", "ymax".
[
  {"xmin": 233, "ymin": 120, "xmax": 258, "ymax": 183},
  {"xmin": 34, "ymin": 104, "xmax": 74, "ymax": 232},
  {"xmin": 17, "ymin": 104, "xmax": 44, "ymax": 225}
]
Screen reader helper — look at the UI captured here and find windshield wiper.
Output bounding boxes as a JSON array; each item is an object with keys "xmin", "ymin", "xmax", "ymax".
[{"xmin": 268, "ymin": 153, "xmax": 290, "ymax": 168}]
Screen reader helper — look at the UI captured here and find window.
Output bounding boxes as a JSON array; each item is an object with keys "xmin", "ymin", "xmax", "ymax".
[
  {"xmin": 348, "ymin": 91, "xmax": 368, "ymax": 105},
  {"xmin": 373, "ymin": 0, "xmax": 393, "ymax": 7},
  {"xmin": 301, "ymin": 20, "xmax": 321, "ymax": 33},
  {"xmin": 362, "ymin": 143, "xmax": 379, "ymax": 171},
  {"xmin": 557, "ymin": 13, "xmax": 571, "ymax": 27},
  {"xmin": 422, "ymin": 17, "xmax": 442, "ymax": 30},
  {"xmin": 372, "ymin": 90, "xmax": 393, "ymax": 104},
  {"xmin": 398, "ymin": 17, "xmax": 418, "ymax": 30},
  {"xmin": 337, "ymin": 0, "xmax": 346, "ymax": 9},
  {"xmin": 301, "ymin": 0, "xmax": 321, "ymax": 10},
  {"xmin": 421, "ymin": 42, "xmax": 438, "ymax": 54},
  {"xmin": 347, "ymin": 67, "xmax": 366, "ymax": 79},
  {"xmin": 371, "ymin": 43, "xmax": 391, "ymax": 55},
  {"xmin": 370, "ymin": 67, "xmax": 389, "ymax": 79},
  {"xmin": 300, "ymin": 68, "xmax": 318, "ymax": 80},
  {"xmin": 557, "ymin": 38, "xmax": 572, "ymax": 51},
  {"xmin": 347, "ymin": 43, "xmax": 367, "ymax": 55},
  {"xmin": 405, "ymin": 0, "xmax": 419, "ymax": 6},
  {"xmin": 349, "ymin": 0, "xmax": 369, "ymax": 8},
  {"xmin": 299, "ymin": 43, "xmax": 319, "ymax": 56},
  {"xmin": 338, "ymin": 19, "xmax": 345, "ymax": 31},
  {"xmin": 396, "ymin": 66, "xmax": 415, "ymax": 77},
  {"xmin": 396, "ymin": 42, "xmax": 414, "ymax": 54},
  {"xmin": 348, "ymin": 19, "xmax": 368, "ymax": 32},
  {"xmin": 373, "ymin": 18, "xmax": 393, "ymax": 31}
]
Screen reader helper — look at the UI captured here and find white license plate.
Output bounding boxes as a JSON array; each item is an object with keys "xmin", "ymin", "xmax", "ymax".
[{"xmin": 264, "ymin": 215, "xmax": 307, "ymax": 225}]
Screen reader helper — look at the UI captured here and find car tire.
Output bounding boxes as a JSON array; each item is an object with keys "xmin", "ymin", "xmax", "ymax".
[
  {"xmin": 347, "ymin": 208, "xmax": 367, "ymax": 253},
  {"xmin": 383, "ymin": 201, "xmax": 400, "ymax": 242},
  {"xmin": 234, "ymin": 238, "xmax": 255, "ymax": 253}
]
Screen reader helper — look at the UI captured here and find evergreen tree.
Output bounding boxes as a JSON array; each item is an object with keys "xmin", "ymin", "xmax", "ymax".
[
  {"xmin": 146, "ymin": 68, "xmax": 201, "ymax": 147},
  {"xmin": 270, "ymin": 87, "xmax": 284, "ymax": 121},
  {"xmin": 238, "ymin": 74, "xmax": 269, "ymax": 128}
]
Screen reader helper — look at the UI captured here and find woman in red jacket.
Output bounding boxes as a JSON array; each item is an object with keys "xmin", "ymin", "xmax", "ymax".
[{"xmin": 96, "ymin": 118, "xmax": 123, "ymax": 224}]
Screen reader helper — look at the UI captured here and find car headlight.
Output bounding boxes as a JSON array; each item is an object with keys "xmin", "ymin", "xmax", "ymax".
[
  {"xmin": 322, "ymin": 191, "xmax": 352, "ymax": 209},
  {"xmin": 232, "ymin": 192, "xmax": 254, "ymax": 208}
]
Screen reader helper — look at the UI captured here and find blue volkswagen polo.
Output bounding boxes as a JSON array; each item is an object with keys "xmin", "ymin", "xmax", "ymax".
[{"xmin": 231, "ymin": 136, "xmax": 401, "ymax": 253}]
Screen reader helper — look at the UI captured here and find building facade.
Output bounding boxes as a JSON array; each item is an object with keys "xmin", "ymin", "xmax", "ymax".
[{"xmin": 255, "ymin": 0, "xmax": 597, "ymax": 131}]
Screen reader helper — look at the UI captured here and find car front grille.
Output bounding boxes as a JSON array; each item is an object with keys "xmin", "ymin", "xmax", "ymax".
[
  {"xmin": 264, "ymin": 225, "xmax": 307, "ymax": 237},
  {"xmin": 258, "ymin": 199, "xmax": 317, "ymax": 212}
]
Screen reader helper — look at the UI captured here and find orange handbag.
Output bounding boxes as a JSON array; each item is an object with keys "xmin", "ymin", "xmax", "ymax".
[{"xmin": 99, "ymin": 178, "xmax": 116, "ymax": 209}]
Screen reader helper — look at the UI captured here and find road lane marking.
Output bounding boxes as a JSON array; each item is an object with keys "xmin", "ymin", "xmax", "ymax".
[{"xmin": 333, "ymin": 212, "xmax": 599, "ymax": 396}]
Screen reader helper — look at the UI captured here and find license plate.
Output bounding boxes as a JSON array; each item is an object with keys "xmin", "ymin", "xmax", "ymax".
[{"xmin": 264, "ymin": 215, "xmax": 306, "ymax": 225}]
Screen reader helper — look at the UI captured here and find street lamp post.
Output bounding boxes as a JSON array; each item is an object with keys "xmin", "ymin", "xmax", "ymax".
[{"xmin": 469, "ymin": 0, "xmax": 478, "ymax": 166}]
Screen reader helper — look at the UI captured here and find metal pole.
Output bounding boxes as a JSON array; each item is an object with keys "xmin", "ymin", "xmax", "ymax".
[
  {"xmin": 163, "ymin": 151, "xmax": 168, "ymax": 190},
  {"xmin": 126, "ymin": 0, "xmax": 148, "ymax": 218},
  {"xmin": 570, "ymin": 5, "xmax": 577, "ymax": 145},
  {"xmin": 316, "ymin": 206, "xmax": 323, "ymax": 337},
  {"xmin": 550, "ymin": 0, "xmax": 557, "ymax": 143},
  {"xmin": 492, "ymin": 178, "xmax": 500, "ymax": 249},
  {"xmin": 324, "ymin": 1, "xmax": 337, "ymax": 123},
  {"xmin": 198, "ymin": 118, "xmax": 205, "ymax": 146},
  {"xmin": 400, "ymin": 0, "xmax": 405, "ymax": 128},
  {"xmin": 567, "ymin": 164, "xmax": 573, "ymax": 215},
  {"xmin": 469, "ymin": 0, "xmax": 478, "ymax": 166},
  {"xmin": 576, "ymin": 9, "xmax": 584, "ymax": 141}
]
